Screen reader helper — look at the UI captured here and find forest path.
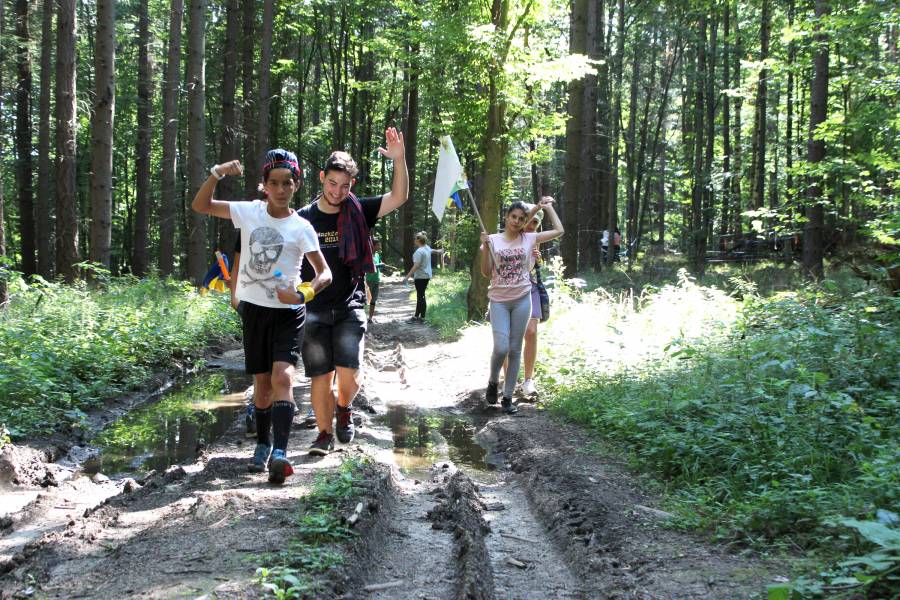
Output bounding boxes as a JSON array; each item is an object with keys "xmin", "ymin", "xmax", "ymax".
[{"xmin": 0, "ymin": 282, "xmax": 783, "ymax": 599}]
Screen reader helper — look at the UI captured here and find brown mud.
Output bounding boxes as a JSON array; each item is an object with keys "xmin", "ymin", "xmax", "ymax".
[{"xmin": 0, "ymin": 281, "xmax": 783, "ymax": 599}]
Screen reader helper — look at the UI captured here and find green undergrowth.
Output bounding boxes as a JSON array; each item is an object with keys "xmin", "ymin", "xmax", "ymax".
[
  {"xmin": 421, "ymin": 271, "xmax": 471, "ymax": 339},
  {"xmin": 0, "ymin": 272, "xmax": 239, "ymax": 440},
  {"xmin": 255, "ymin": 459, "xmax": 367, "ymax": 599},
  {"xmin": 538, "ymin": 272, "xmax": 899, "ymax": 596}
]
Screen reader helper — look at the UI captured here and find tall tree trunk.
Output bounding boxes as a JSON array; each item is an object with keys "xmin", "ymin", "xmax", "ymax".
[
  {"xmin": 784, "ymin": 0, "xmax": 796, "ymax": 219},
  {"xmin": 241, "ymin": 0, "xmax": 257, "ymax": 195},
  {"xmin": 0, "ymin": 0, "xmax": 7, "ymax": 305},
  {"xmin": 133, "ymin": 0, "xmax": 152, "ymax": 276},
  {"xmin": 595, "ymin": 1, "xmax": 610, "ymax": 268},
  {"xmin": 55, "ymin": 0, "xmax": 79, "ymax": 282},
  {"xmin": 466, "ymin": 0, "xmax": 510, "ymax": 319},
  {"xmin": 37, "ymin": 0, "xmax": 54, "ymax": 277},
  {"xmin": 721, "ymin": 3, "xmax": 731, "ymax": 237},
  {"xmin": 749, "ymin": 0, "xmax": 770, "ymax": 211},
  {"xmin": 690, "ymin": 17, "xmax": 706, "ymax": 274},
  {"xmin": 15, "ymin": 0, "xmax": 35, "ymax": 276},
  {"xmin": 731, "ymin": 12, "xmax": 743, "ymax": 236},
  {"xmin": 217, "ymin": 0, "xmax": 240, "ymax": 254},
  {"xmin": 802, "ymin": 0, "xmax": 829, "ymax": 279},
  {"xmin": 159, "ymin": 0, "xmax": 183, "ymax": 275},
  {"xmin": 703, "ymin": 15, "xmax": 717, "ymax": 251},
  {"xmin": 89, "ymin": 0, "xmax": 115, "ymax": 270},
  {"xmin": 401, "ymin": 43, "xmax": 419, "ymax": 271},
  {"xmin": 605, "ymin": 0, "xmax": 624, "ymax": 267},
  {"xmin": 255, "ymin": 0, "xmax": 273, "ymax": 170},
  {"xmin": 561, "ymin": 0, "xmax": 586, "ymax": 275},
  {"xmin": 579, "ymin": 0, "xmax": 601, "ymax": 270},
  {"xmin": 186, "ymin": 0, "xmax": 207, "ymax": 284},
  {"xmin": 624, "ymin": 33, "xmax": 641, "ymax": 257}
]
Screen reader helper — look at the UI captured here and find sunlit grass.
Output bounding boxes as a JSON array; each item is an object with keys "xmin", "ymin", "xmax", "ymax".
[
  {"xmin": 421, "ymin": 271, "xmax": 471, "ymax": 340},
  {"xmin": 0, "ymin": 273, "xmax": 240, "ymax": 439}
]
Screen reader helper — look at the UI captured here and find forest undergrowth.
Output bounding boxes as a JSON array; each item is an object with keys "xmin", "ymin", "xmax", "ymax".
[{"xmin": 0, "ymin": 272, "xmax": 240, "ymax": 440}]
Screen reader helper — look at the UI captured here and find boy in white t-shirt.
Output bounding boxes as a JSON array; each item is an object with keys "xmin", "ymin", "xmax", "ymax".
[{"xmin": 192, "ymin": 149, "xmax": 332, "ymax": 484}]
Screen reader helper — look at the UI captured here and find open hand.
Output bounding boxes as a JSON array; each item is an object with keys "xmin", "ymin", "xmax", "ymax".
[{"xmin": 377, "ymin": 127, "xmax": 405, "ymax": 161}]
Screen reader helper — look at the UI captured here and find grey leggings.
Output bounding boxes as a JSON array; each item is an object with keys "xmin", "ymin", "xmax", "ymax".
[{"xmin": 489, "ymin": 292, "xmax": 533, "ymax": 399}]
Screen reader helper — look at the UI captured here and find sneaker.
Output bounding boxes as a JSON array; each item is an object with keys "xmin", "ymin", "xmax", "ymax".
[
  {"xmin": 521, "ymin": 379, "xmax": 537, "ymax": 397},
  {"xmin": 308, "ymin": 431, "xmax": 335, "ymax": 456},
  {"xmin": 303, "ymin": 407, "xmax": 317, "ymax": 429},
  {"xmin": 248, "ymin": 443, "xmax": 272, "ymax": 473},
  {"xmin": 245, "ymin": 403, "xmax": 257, "ymax": 437},
  {"xmin": 268, "ymin": 449, "xmax": 294, "ymax": 484},
  {"xmin": 501, "ymin": 397, "xmax": 519, "ymax": 414},
  {"xmin": 485, "ymin": 381, "xmax": 499, "ymax": 405},
  {"xmin": 336, "ymin": 405, "xmax": 355, "ymax": 443}
]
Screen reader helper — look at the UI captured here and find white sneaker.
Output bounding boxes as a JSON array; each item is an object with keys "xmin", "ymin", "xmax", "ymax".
[{"xmin": 522, "ymin": 379, "xmax": 537, "ymax": 396}]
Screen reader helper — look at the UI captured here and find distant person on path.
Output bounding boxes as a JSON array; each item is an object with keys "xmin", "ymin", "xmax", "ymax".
[
  {"xmin": 365, "ymin": 239, "xmax": 383, "ymax": 324},
  {"xmin": 403, "ymin": 231, "xmax": 432, "ymax": 323},
  {"xmin": 192, "ymin": 149, "xmax": 333, "ymax": 484},
  {"xmin": 480, "ymin": 197, "xmax": 564, "ymax": 414},
  {"xmin": 299, "ymin": 128, "xmax": 408, "ymax": 455}
]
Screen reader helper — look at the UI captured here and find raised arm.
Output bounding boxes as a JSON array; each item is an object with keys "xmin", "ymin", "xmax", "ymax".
[
  {"xmin": 534, "ymin": 197, "xmax": 564, "ymax": 244},
  {"xmin": 191, "ymin": 159, "xmax": 244, "ymax": 219},
  {"xmin": 375, "ymin": 127, "xmax": 409, "ymax": 218}
]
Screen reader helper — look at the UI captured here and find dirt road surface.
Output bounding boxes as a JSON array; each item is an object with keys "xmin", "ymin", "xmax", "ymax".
[{"xmin": 0, "ymin": 282, "xmax": 781, "ymax": 599}]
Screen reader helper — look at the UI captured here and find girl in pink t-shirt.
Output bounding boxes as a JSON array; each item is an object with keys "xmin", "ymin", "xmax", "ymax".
[{"xmin": 480, "ymin": 197, "xmax": 565, "ymax": 413}]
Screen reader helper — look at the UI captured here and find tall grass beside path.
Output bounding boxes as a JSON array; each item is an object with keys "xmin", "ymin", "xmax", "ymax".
[
  {"xmin": 0, "ymin": 273, "xmax": 240, "ymax": 440},
  {"xmin": 538, "ymin": 268, "xmax": 899, "ymax": 583}
]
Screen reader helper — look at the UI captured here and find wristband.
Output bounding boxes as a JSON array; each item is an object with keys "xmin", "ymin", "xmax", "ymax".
[
  {"xmin": 295, "ymin": 282, "xmax": 315, "ymax": 304},
  {"xmin": 210, "ymin": 165, "xmax": 224, "ymax": 180}
]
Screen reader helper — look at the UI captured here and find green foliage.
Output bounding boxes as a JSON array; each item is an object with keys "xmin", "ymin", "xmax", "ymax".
[
  {"xmin": 541, "ymin": 278, "xmax": 899, "ymax": 561},
  {"xmin": 255, "ymin": 459, "xmax": 367, "ymax": 599},
  {"xmin": 423, "ymin": 271, "xmax": 472, "ymax": 339},
  {"xmin": 0, "ymin": 273, "xmax": 239, "ymax": 439}
]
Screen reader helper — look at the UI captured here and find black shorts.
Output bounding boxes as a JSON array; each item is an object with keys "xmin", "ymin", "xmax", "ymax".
[
  {"xmin": 301, "ymin": 307, "xmax": 367, "ymax": 377},
  {"xmin": 238, "ymin": 301, "xmax": 305, "ymax": 375},
  {"xmin": 367, "ymin": 280, "xmax": 380, "ymax": 305}
]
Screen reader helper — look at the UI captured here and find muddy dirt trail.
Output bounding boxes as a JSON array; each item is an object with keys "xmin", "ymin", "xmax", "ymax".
[{"xmin": 1, "ymin": 282, "xmax": 783, "ymax": 599}]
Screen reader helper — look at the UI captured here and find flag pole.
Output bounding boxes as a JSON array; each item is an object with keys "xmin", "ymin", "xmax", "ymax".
[{"xmin": 463, "ymin": 187, "xmax": 498, "ymax": 272}]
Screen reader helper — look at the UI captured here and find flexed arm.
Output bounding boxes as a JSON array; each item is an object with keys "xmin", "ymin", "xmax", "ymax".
[
  {"xmin": 534, "ymin": 197, "xmax": 564, "ymax": 244},
  {"xmin": 191, "ymin": 159, "xmax": 244, "ymax": 219}
]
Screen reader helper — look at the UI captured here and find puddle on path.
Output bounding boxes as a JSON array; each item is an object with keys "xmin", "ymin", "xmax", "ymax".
[
  {"xmin": 82, "ymin": 369, "xmax": 249, "ymax": 477},
  {"xmin": 378, "ymin": 404, "xmax": 497, "ymax": 481}
]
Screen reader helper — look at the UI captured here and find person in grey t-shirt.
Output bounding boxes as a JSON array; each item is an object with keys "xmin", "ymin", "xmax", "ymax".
[{"xmin": 403, "ymin": 231, "xmax": 432, "ymax": 322}]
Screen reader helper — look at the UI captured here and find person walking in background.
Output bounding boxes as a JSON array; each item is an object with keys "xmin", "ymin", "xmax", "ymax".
[
  {"xmin": 480, "ymin": 197, "xmax": 563, "ymax": 414},
  {"xmin": 366, "ymin": 239, "xmax": 383, "ymax": 324},
  {"xmin": 192, "ymin": 149, "xmax": 332, "ymax": 484},
  {"xmin": 403, "ymin": 231, "xmax": 432, "ymax": 323}
]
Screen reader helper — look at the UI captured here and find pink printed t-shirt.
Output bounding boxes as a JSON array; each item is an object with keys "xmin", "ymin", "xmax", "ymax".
[{"xmin": 487, "ymin": 232, "xmax": 538, "ymax": 302}]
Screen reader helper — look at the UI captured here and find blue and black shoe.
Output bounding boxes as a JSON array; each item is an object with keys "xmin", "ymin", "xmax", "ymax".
[
  {"xmin": 248, "ymin": 443, "xmax": 272, "ymax": 473},
  {"xmin": 268, "ymin": 449, "xmax": 294, "ymax": 484}
]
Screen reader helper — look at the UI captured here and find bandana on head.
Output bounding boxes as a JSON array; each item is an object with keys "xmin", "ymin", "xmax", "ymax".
[{"xmin": 262, "ymin": 159, "xmax": 302, "ymax": 181}]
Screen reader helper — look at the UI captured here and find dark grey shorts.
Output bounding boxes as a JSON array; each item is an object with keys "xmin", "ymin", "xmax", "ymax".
[
  {"xmin": 367, "ymin": 280, "xmax": 380, "ymax": 305},
  {"xmin": 301, "ymin": 307, "xmax": 367, "ymax": 377}
]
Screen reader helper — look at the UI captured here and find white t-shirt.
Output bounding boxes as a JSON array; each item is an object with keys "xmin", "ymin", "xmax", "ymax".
[
  {"xmin": 412, "ymin": 245, "xmax": 432, "ymax": 279},
  {"xmin": 230, "ymin": 200, "xmax": 319, "ymax": 308}
]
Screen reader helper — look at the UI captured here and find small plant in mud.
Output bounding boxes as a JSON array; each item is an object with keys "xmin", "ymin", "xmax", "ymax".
[{"xmin": 254, "ymin": 459, "xmax": 367, "ymax": 599}]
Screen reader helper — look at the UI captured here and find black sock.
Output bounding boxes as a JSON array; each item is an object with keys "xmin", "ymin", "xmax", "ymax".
[
  {"xmin": 272, "ymin": 400, "xmax": 294, "ymax": 451},
  {"xmin": 255, "ymin": 406, "xmax": 272, "ymax": 446}
]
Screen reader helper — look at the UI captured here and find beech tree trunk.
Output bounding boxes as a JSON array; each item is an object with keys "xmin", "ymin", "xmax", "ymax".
[
  {"xmin": 159, "ymin": 0, "xmax": 183, "ymax": 275},
  {"xmin": 605, "ymin": 0, "xmax": 624, "ymax": 267},
  {"xmin": 185, "ymin": 0, "xmax": 207, "ymax": 284},
  {"xmin": 241, "ymin": 0, "xmax": 257, "ymax": 195},
  {"xmin": 749, "ymin": 0, "xmax": 770, "ymax": 211},
  {"xmin": 36, "ymin": 0, "xmax": 54, "ymax": 277},
  {"xmin": 579, "ymin": 0, "xmax": 601, "ymax": 270},
  {"xmin": 55, "ymin": 0, "xmax": 79, "ymax": 282},
  {"xmin": 803, "ymin": 0, "xmax": 830, "ymax": 279},
  {"xmin": 15, "ymin": 0, "xmax": 35, "ymax": 276},
  {"xmin": 256, "ymin": 0, "xmax": 274, "ymax": 169},
  {"xmin": 217, "ymin": 0, "xmax": 240, "ymax": 254},
  {"xmin": 133, "ymin": 0, "xmax": 152, "ymax": 276}
]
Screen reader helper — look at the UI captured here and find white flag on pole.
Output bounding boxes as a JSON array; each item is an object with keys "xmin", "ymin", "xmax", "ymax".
[{"xmin": 431, "ymin": 136, "xmax": 465, "ymax": 221}]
